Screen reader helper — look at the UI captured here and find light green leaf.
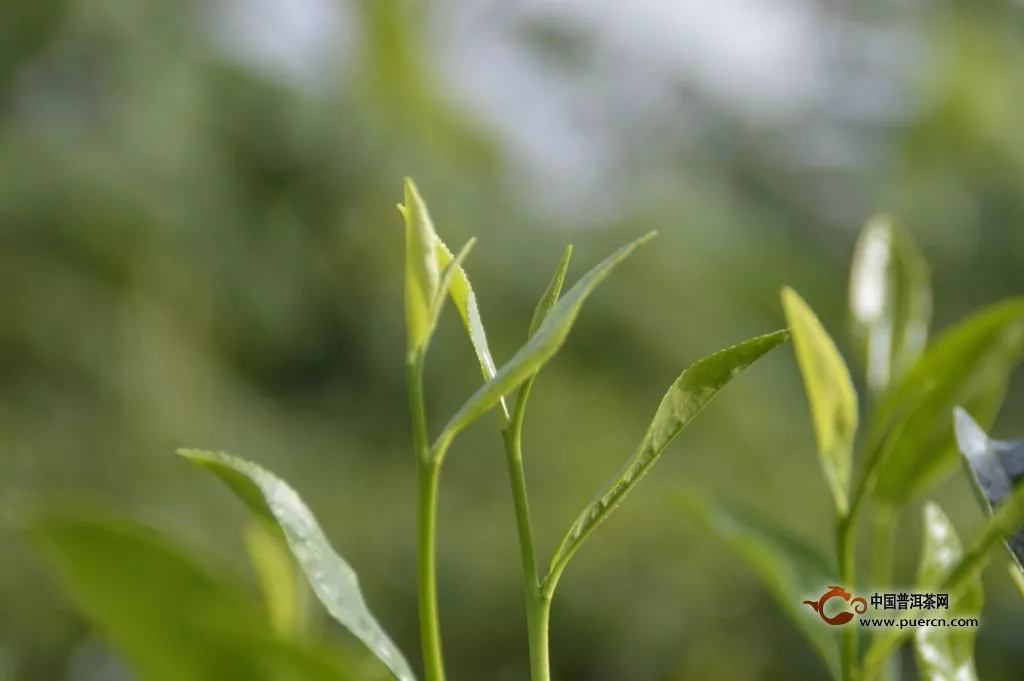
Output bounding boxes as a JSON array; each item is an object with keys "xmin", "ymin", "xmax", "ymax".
[
  {"xmin": 953, "ymin": 408, "xmax": 1024, "ymax": 569},
  {"xmin": 245, "ymin": 519, "xmax": 308, "ymax": 639},
  {"xmin": 545, "ymin": 330, "xmax": 789, "ymax": 591},
  {"xmin": 872, "ymin": 299, "xmax": 1024, "ymax": 502},
  {"xmin": 27, "ymin": 512, "xmax": 357, "ymax": 681},
  {"xmin": 1009, "ymin": 563, "xmax": 1024, "ymax": 599},
  {"xmin": 179, "ymin": 449, "xmax": 415, "ymax": 681},
  {"xmin": 782, "ymin": 287, "xmax": 859, "ymax": 514},
  {"xmin": 438, "ymin": 233, "xmax": 655, "ymax": 449},
  {"xmin": 914, "ymin": 503, "xmax": 981, "ymax": 681},
  {"xmin": 848, "ymin": 216, "xmax": 932, "ymax": 396},
  {"xmin": 434, "ymin": 238, "xmax": 498, "ymax": 381},
  {"xmin": 679, "ymin": 492, "xmax": 840, "ymax": 679},
  {"xmin": 425, "ymin": 238, "xmax": 476, "ymax": 349},
  {"xmin": 514, "ymin": 245, "xmax": 573, "ymax": 425},
  {"xmin": 399, "ymin": 177, "xmax": 440, "ymax": 355}
]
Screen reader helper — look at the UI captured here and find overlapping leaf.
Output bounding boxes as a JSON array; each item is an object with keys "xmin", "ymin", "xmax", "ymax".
[
  {"xmin": 782, "ymin": 288, "xmax": 858, "ymax": 514},
  {"xmin": 914, "ymin": 503, "xmax": 981, "ymax": 681},
  {"xmin": 399, "ymin": 178, "xmax": 440, "ymax": 355},
  {"xmin": 28, "ymin": 513, "xmax": 357, "ymax": 681},
  {"xmin": 179, "ymin": 449, "xmax": 415, "ymax": 681},
  {"xmin": 546, "ymin": 330, "xmax": 789, "ymax": 590},
  {"xmin": 872, "ymin": 299, "xmax": 1024, "ymax": 502},
  {"xmin": 438, "ymin": 233, "xmax": 655, "ymax": 448}
]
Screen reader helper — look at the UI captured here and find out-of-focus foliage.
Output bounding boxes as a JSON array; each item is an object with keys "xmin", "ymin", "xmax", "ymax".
[{"xmin": 3, "ymin": 0, "xmax": 1024, "ymax": 679}]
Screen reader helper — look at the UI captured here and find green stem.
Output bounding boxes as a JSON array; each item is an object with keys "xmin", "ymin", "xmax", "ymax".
[
  {"xmin": 407, "ymin": 359, "xmax": 446, "ymax": 681},
  {"xmin": 837, "ymin": 511, "xmax": 859, "ymax": 681},
  {"xmin": 868, "ymin": 504, "xmax": 896, "ymax": 591},
  {"xmin": 501, "ymin": 422, "xmax": 549, "ymax": 681}
]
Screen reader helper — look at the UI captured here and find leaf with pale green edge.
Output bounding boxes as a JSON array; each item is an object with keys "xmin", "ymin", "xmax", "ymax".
[
  {"xmin": 179, "ymin": 449, "xmax": 416, "ymax": 681},
  {"xmin": 245, "ymin": 519, "xmax": 309, "ymax": 639},
  {"xmin": 679, "ymin": 491, "xmax": 840, "ymax": 679},
  {"xmin": 848, "ymin": 216, "xmax": 932, "ymax": 396},
  {"xmin": 546, "ymin": 330, "xmax": 789, "ymax": 590},
  {"xmin": 515, "ymin": 245, "xmax": 573, "ymax": 424},
  {"xmin": 438, "ymin": 233, "xmax": 655, "ymax": 447},
  {"xmin": 27, "ymin": 512, "xmax": 360, "ymax": 681},
  {"xmin": 398, "ymin": 177, "xmax": 440, "ymax": 355},
  {"xmin": 424, "ymin": 238, "xmax": 476, "ymax": 350},
  {"xmin": 782, "ymin": 287, "xmax": 858, "ymax": 514},
  {"xmin": 435, "ymin": 238, "xmax": 498, "ymax": 381},
  {"xmin": 872, "ymin": 299, "xmax": 1024, "ymax": 503},
  {"xmin": 953, "ymin": 408, "xmax": 1024, "ymax": 568},
  {"xmin": 915, "ymin": 503, "xmax": 982, "ymax": 681}
]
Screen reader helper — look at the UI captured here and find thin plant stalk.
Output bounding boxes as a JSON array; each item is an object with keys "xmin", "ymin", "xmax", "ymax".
[
  {"xmin": 407, "ymin": 358, "xmax": 447, "ymax": 681},
  {"xmin": 836, "ymin": 511, "xmax": 858, "ymax": 681},
  {"xmin": 501, "ymin": 394, "xmax": 550, "ymax": 681}
]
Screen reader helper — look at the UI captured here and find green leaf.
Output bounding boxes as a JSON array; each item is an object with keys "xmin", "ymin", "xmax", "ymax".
[
  {"xmin": 914, "ymin": 503, "xmax": 982, "ymax": 681},
  {"xmin": 514, "ymin": 245, "xmax": 573, "ymax": 425},
  {"xmin": 848, "ymin": 216, "xmax": 932, "ymax": 396},
  {"xmin": 426, "ymin": 238, "xmax": 476, "ymax": 349},
  {"xmin": 545, "ymin": 330, "xmax": 789, "ymax": 590},
  {"xmin": 27, "ymin": 512, "xmax": 357, "ymax": 681},
  {"xmin": 873, "ymin": 299, "xmax": 1024, "ymax": 502},
  {"xmin": 781, "ymin": 287, "xmax": 859, "ymax": 514},
  {"xmin": 179, "ymin": 449, "xmax": 416, "ymax": 681},
  {"xmin": 399, "ymin": 177, "xmax": 441, "ymax": 355},
  {"xmin": 679, "ymin": 492, "xmax": 840, "ymax": 678},
  {"xmin": 1009, "ymin": 563, "xmax": 1024, "ymax": 599},
  {"xmin": 953, "ymin": 408, "xmax": 1024, "ymax": 568},
  {"xmin": 245, "ymin": 519, "xmax": 309, "ymax": 639},
  {"xmin": 438, "ymin": 233, "xmax": 655, "ymax": 449},
  {"xmin": 434, "ymin": 237, "xmax": 498, "ymax": 382}
]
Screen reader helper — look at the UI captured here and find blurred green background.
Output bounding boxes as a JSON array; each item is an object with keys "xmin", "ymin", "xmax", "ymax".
[{"xmin": 2, "ymin": 0, "xmax": 1024, "ymax": 679}]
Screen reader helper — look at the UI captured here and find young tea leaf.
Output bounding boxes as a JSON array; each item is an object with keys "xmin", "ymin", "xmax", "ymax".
[
  {"xmin": 953, "ymin": 408, "xmax": 1024, "ymax": 568},
  {"xmin": 434, "ymin": 238, "xmax": 498, "ymax": 381},
  {"xmin": 437, "ymin": 233, "xmax": 655, "ymax": 450},
  {"xmin": 871, "ymin": 299, "xmax": 1024, "ymax": 503},
  {"xmin": 848, "ymin": 216, "xmax": 932, "ymax": 396},
  {"xmin": 179, "ymin": 449, "xmax": 416, "ymax": 681},
  {"xmin": 245, "ymin": 519, "xmax": 308, "ymax": 639},
  {"xmin": 915, "ymin": 503, "xmax": 982, "ymax": 681},
  {"xmin": 782, "ymin": 287, "xmax": 858, "ymax": 514},
  {"xmin": 679, "ymin": 491, "xmax": 840, "ymax": 678},
  {"xmin": 399, "ymin": 178, "xmax": 441, "ymax": 356},
  {"xmin": 425, "ymin": 238, "xmax": 477, "ymax": 350},
  {"xmin": 545, "ymin": 330, "xmax": 789, "ymax": 592},
  {"xmin": 1009, "ymin": 563, "xmax": 1024, "ymax": 599},
  {"xmin": 514, "ymin": 245, "xmax": 573, "ymax": 425},
  {"xmin": 27, "ymin": 512, "xmax": 357, "ymax": 681}
]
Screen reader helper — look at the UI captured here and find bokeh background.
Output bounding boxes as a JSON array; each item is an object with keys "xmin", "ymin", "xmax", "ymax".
[{"xmin": 2, "ymin": 0, "xmax": 1024, "ymax": 679}]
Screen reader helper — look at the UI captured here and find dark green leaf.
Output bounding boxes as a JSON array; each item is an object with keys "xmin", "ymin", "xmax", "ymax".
[
  {"xmin": 438, "ymin": 233, "xmax": 655, "ymax": 448},
  {"xmin": 28, "ymin": 513, "xmax": 357, "ymax": 681},
  {"xmin": 399, "ymin": 178, "xmax": 441, "ymax": 355},
  {"xmin": 546, "ymin": 330, "xmax": 789, "ymax": 591},
  {"xmin": 679, "ymin": 492, "xmax": 840, "ymax": 678},
  {"xmin": 782, "ymin": 287, "xmax": 858, "ymax": 514},
  {"xmin": 848, "ymin": 216, "xmax": 932, "ymax": 396},
  {"xmin": 179, "ymin": 449, "xmax": 415, "ymax": 681},
  {"xmin": 872, "ymin": 299, "xmax": 1024, "ymax": 502},
  {"xmin": 914, "ymin": 503, "xmax": 981, "ymax": 681}
]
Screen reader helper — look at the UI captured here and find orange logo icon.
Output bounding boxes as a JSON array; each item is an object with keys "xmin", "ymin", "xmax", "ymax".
[{"xmin": 803, "ymin": 586, "xmax": 868, "ymax": 626}]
